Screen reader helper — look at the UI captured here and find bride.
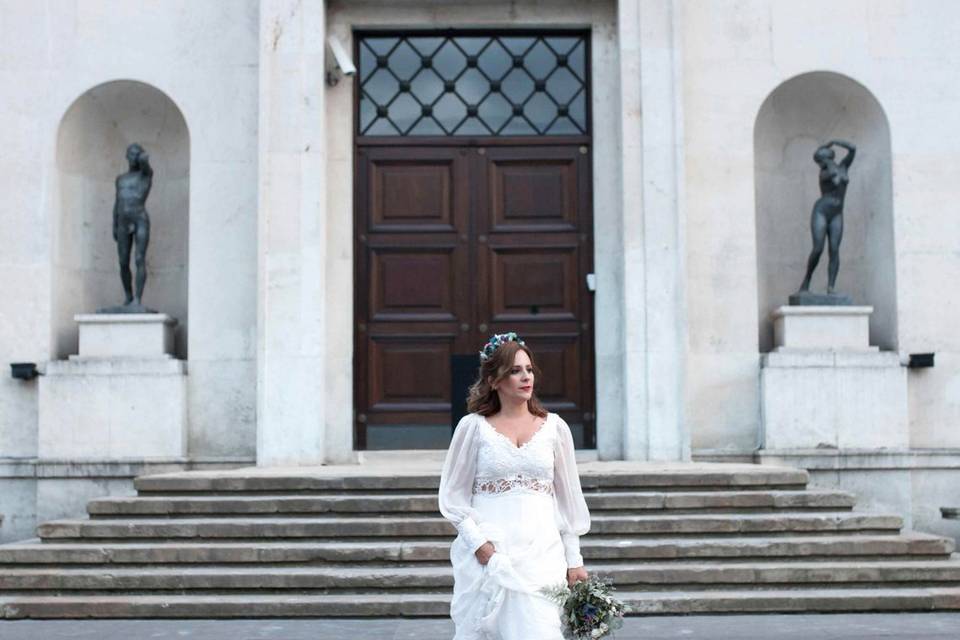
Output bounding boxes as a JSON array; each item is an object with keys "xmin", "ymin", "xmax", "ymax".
[{"xmin": 439, "ymin": 332, "xmax": 591, "ymax": 640}]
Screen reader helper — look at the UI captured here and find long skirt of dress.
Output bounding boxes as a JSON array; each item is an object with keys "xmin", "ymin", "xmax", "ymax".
[{"xmin": 449, "ymin": 491, "xmax": 568, "ymax": 640}]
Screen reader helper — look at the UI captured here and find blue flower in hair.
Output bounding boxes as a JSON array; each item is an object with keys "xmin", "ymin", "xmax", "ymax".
[{"xmin": 479, "ymin": 332, "xmax": 525, "ymax": 363}]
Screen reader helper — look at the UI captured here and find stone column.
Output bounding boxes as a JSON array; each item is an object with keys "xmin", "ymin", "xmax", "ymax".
[
  {"xmin": 256, "ymin": 0, "xmax": 330, "ymax": 466},
  {"xmin": 617, "ymin": 0, "xmax": 689, "ymax": 461}
]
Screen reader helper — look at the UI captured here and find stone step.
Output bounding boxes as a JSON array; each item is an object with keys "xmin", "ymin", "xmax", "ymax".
[
  {"xmin": 609, "ymin": 559, "xmax": 960, "ymax": 589},
  {"xmin": 37, "ymin": 515, "xmax": 453, "ymax": 540},
  {"xmin": 132, "ymin": 465, "xmax": 809, "ymax": 494},
  {"xmin": 589, "ymin": 512, "xmax": 902, "ymax": 536},
  {"xmin": 0, "ymin": 533, "xmax": 950, "ymax": 566},
  {"xmin": 0, "ymin": 593, "xmax": 451, "ymax": 618},
  {"xmin": 86, "ymin": 489, "xmax": 856, "ymax": 517},
  {"xmin": 583, "ymin": 531, "xmax": 955, "ymax": 561},
  {"xmin": 585, "ymin": 489, "xmax": 854, "ymax": 512},
  {"xmin": 3, "ymin": 587, "xmax": 960, "ymax": 618},
  {"xmin": 3, "ymin": 559, "xmax": 960, "ymax": 592},
  {"xmin": 621, "ymin": 587, "xmax": 960, "ymax": 614},
  {"xmin": 37, "ymin": 512, "xmax": 901, "ymax": 541}
]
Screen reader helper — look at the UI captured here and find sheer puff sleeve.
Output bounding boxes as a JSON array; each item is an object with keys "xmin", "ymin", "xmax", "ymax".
[
  {"xmin": 553, "ymin": 414, "xmax": 591, "ymax": 568},
  {"xmin": 438, "ymin": 413, "xmax": 487, "ymax": 554}
]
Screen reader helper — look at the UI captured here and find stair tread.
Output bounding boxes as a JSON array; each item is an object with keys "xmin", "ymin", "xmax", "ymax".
[
  {"xmin": 3, "ymin": 586, "xmax": 960, "ymax": 600},
  {"xmin": 5, "ymin": 557, "xmax": 960, "ymax": 575},
  {"xmin": 88, "ymin": 489, "xmax": 857, "ymax": 515},
  {"xmin": 3, "ymin": 587, "xmax": 960, "ymax": 604},
  {"xmin": 93, "ymin": 489, "xmax": 854, "ymax": 502},
  {"xmin": 3, "ymin": 530, "xmax": 949, "ymax": 551},
  {"xmin": 0, "ymin": 535, "xmax": 952, "ymax": 568},
  {"xmin": 46, "ymin": 511, "xmax": 895, "ymax": 525},
  {"xmin": 38, "ymin": 512, "xmax": 904, "ymax": 541},
  {"xmin": 3, "ymin": 590, "xmax": 958, "ymax": 620},
  {"xmin": 131, "ymin": 464, "xmax": 809, "ymax": 493}
]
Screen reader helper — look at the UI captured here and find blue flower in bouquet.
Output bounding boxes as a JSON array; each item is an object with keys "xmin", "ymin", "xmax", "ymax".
[{"xmin": 580, "ymin": 603, "xmax": 598, "ymax": 624}]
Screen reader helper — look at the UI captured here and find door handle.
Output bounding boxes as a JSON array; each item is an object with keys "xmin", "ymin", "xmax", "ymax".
[{"xmin": 478, "ymin": 323, "xmax": 488, "ymax": 333}]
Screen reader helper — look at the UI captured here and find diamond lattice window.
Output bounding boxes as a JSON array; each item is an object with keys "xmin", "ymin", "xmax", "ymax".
[{"xmin": 357, "ymin": 33, "xmax": 589, "ymax": 136}]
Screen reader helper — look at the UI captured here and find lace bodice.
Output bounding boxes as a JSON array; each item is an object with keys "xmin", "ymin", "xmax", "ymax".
[
  {"xmin": 438, "ymin": 412, "xmax": 591, "ymax": 567},
  {"xmin": 472, "ymin": 416, "xmax": 555, "ymax": 496}
]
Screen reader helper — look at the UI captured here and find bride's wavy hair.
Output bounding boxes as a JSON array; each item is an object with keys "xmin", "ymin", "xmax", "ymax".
[{"xmin": 466, "ymin": 339, "xmax": 548, "ymax": 418}]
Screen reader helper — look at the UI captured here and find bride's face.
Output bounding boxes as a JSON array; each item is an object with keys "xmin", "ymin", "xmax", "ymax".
[{"xmin": 494, "ymin": 349, "xmax": 535, "ymax": 403}]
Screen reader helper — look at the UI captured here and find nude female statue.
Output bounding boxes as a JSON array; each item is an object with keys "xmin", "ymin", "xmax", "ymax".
[{"xmin": 798, "ymin": 139, "xmax": 856, "ymax": 294}]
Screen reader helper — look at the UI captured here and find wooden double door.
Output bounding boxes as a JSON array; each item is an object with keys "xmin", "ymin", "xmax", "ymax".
[{"xmin": 354, "ymin": 142, "xmax": 595, "ymax": 449}]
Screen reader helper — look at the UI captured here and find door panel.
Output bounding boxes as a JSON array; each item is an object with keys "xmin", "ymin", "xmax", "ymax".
[
  {"xmin": 368, "ymin": 336, "xmax": 453, "ymax": 412},
  {"xmin": 489, "ymin": 157, "xmax": 579, "ymax": 231},
  {"xmin": 369, "ymin": 247, "xmax": 458, "ymax": 321},
  {"xmin": 489, "ymin": 245, "xmax": 579, "ymax": 322},
  {"xmin": 370, "ymin": 159, "xmax": 457, "ymax": 231}
]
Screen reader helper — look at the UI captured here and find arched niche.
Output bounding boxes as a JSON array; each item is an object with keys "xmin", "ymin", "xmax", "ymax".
[
  {"xmin": 754, "ymin": 71, "xmax": 896, "ymax": 352},
  {"xmin": 54, "ymin": 80, "xmax": 190, "ymax": 358}
]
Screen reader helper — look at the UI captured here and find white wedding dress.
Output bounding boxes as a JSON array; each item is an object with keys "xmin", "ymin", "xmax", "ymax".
[{"xmin": 438, "ymin": 411, "xmax": 591, "ymax": 640}]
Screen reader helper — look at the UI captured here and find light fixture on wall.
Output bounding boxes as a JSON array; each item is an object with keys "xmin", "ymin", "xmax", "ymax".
[
  {"xmin": 908, "ymin": 353, "xmax": 935, "ymax": 368},
  {"xmin": 326, "ymin": 35, "xmax": 356, "ymax": 87},
  {"xmin": 10, "ymin": 363, "xmax": 40, "ymax": 380}
]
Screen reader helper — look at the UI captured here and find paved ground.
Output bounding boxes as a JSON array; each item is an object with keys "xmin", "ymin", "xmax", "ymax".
[{"xmin": 0, "ymin": 614, "xmax": 958, "ymax": 640}]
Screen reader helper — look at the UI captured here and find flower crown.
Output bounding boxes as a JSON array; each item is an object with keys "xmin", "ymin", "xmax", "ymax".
[{"xmin": 479, "ymin": 332, "xmax": 525, "ymax": 363}]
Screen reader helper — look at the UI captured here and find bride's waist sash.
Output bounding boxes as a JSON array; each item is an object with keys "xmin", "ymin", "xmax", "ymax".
[{"xmin": 472, "ymin": 474, "xmax": 553, "ymax": 497}]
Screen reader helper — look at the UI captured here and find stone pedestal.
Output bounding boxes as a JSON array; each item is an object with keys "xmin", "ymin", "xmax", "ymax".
[
  {"xmin": 74, "ymin": 314, "xmax": 176, "ymax": 359},
  {"xmin": 761, "ymin": 306, "xmax": 907, "ymax": 450},
  {"xmin": 39, "ymin": 314, "xmax": 186, "ymax": 459},
  {"xmin": 772, "ymin": 305, "xmax": 875, "ymax": 352}
]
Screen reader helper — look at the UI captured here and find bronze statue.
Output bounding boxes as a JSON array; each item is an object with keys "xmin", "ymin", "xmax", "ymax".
[
  {"xmin": 797, "ymin": 139, "xmax": 856, "ymax": 296},
  {"xmin": 101, "ymin": 143, "xmax": 154, "ymax": 313}
]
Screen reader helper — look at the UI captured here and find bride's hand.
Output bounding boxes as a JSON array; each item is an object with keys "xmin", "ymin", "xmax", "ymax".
[
  {"xmin": 567, "ymin": 566, "xmax": 588, "ymax": 586},
  {"xmin": 475, "ymin": 541, "xmax": 496, "ymax": 565}
]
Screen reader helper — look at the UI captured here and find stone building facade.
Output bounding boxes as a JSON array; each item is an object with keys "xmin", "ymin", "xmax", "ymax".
[{"xmin": 1, "ymin": 0, "xmax": 958, "ymax": 544}]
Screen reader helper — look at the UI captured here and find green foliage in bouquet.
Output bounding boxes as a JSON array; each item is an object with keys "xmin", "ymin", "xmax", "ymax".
[{"xmin": 540, "ymin": 575, "xmax": 630, "ymax": 639}]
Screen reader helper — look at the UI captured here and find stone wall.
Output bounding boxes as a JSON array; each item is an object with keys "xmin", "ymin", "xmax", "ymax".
[
  {"xmin": 0, "ymin": 1, "xmax": 261, "ymax": 461},
  {"xmin": 682, "ymin": 0, "xmax": 960, "ymax": 452}
]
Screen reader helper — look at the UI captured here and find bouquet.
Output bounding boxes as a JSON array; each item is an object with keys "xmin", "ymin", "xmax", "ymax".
[{"xmin": 540, "ymin": 575, "xmax": 630, "ymax": 639}]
